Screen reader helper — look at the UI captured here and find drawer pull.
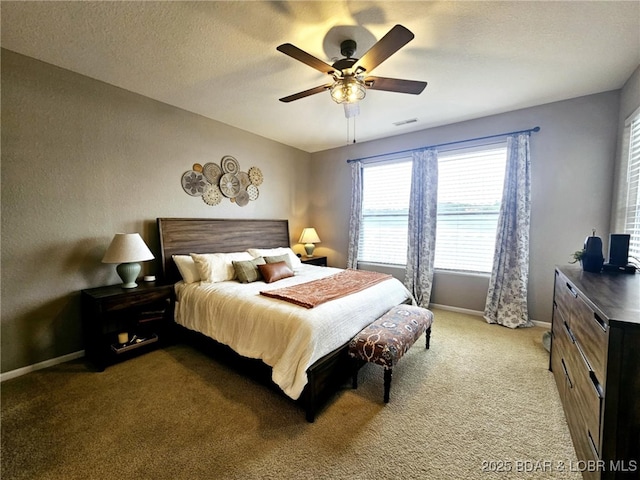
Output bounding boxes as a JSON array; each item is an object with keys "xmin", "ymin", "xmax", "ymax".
[
  {"xmin": 561, "ymin": 358, "xmax": 573, "ymax": 389},
  {"xmin": 563, "ymin": 321, "xmax": 576, "ymax": 344},
  {"xmin": 593, "ymin": 312, "xmax": 607, "ymax": 332},
  {"xmin": 587, "ymin": 430, "xmax": 599, "ymax": 458},
  {"xmin": 589, "ymin": 370, "xmax": 604, "ymax": 399},
  {"xmin": 566, "ymin": 282, "xmax": 578, "ymax": 298}
]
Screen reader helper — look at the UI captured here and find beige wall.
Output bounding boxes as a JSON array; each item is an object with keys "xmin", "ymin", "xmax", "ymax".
[
  {"xmin": 1, "ymin": 49, "xmax": 311, "ymax": 373},
  {"xmin": 309, "ymin": 90, "xmax": 621, "ymax": 323}
]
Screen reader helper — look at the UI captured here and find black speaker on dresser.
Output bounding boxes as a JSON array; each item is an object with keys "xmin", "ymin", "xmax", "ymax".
[
  {"xmin": 608, "ymin": 233, "xmax": 630, "ymax": 266},
  {"xmin": 602, "ymin": 233, "xmax": 636, "ymax": 273}
]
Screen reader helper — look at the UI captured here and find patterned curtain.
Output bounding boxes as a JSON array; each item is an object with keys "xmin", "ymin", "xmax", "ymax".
[
  {"xmin": 484, "ymin": 133, "xmax": 533, "ymax": 328},
  {"xmin": 404, "ymin": 148, "xmax": 438, "ymax": 307},
  {"xmin": 346, "ymin": 161, "xmax": 363, "ymax": 269}
]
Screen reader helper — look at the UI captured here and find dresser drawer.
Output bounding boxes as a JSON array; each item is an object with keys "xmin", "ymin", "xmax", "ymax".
[
  {"xmin": 564, "ymin": 340, "xmax": 603, "ymax": 454},
  {"xmin": 552, "ymin": 307, "xmax": 574, "ymax": 359},
  {"xmin": 570, "ymin": 294, "xmax": 608, "ymax": 384},
  {"xmin": 551, "ymin": 309, "xmax": 575, "ymax": 400},
  {"xmin": 554, "ymin": 270, "xmax": 575, "ymax": 326}
]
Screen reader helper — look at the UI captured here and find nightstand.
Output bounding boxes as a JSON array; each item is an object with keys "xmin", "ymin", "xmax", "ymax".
[
  {"xmin": 300, "ymin": 255, "xmax": 328, "ymax": 267},
  {"xmin": 81, "ymin": 282, "xmax": 174, "ymax": 371}
]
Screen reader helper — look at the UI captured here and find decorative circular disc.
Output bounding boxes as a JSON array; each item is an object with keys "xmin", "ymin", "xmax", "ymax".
[
  {"xmin": 248, "ymin": 166, "xmax": 263, "ymax": 186},
  {"xmin": 247, "ymin": 184, "xmax": 259, "ymax": 201},
  {"xmin": 235, "ymin": 190, "xmax": 250, "ymax": 207},
  {"xmin": 192, "ymin": 163, "xmax": 203, "ymax": 173},
  {"xmin": 202, "ymin": 184, "xmax": 222, "ymax": 206},
  {"xmin": 221, "ymin": 155, "xmax": 240, "ymax": 175},
  {"xmin": 219, "ymin": 173, "xmax": 240, "ymax": 198},
  {"xmin": 181, "ymin": 170, "xmax": 207, "ymax": 196},
  {"xmin": 237, "ymin": 171, "xmax": 251, "ymax": 188},
  {"xmin": 203, "ymin": 162, "xmax": 222, "ymax": 184}
]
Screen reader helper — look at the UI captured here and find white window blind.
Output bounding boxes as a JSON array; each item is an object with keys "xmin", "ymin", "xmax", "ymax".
[
  {"xmin": 625, "ymin": 111, "xmax": 640, "ymax": 262},
  {"xmin": 359, "ymin": 160, "xmax": 412, "ymax": 265},
  {"xmin": 435, "ymin": 147, "xmax": 507, "ymax": 272},
  {"xmin": 358, "ymin": 144, "xmax": 507, "ymax": 273}
]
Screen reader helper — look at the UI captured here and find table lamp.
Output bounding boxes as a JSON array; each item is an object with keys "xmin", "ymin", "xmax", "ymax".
[
  {"xmin": 299, "ymin": 228, "xmax": 321, "ymax": 257},
  {"xmin": 102, "ymin": 233, "xmax": 154, "ymax": 288}
]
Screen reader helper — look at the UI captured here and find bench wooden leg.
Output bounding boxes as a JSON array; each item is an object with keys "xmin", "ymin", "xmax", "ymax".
[
  {"xmin": 425, "ymin": 326, "xmax": 432, "ymax": 349},
  {"xmin": 384, "ymin": 368, "xmax": 392, "ymax": 403},
  {"xmin": 351, "ymin": 358, "xmax": 365, "ymax": 390}
]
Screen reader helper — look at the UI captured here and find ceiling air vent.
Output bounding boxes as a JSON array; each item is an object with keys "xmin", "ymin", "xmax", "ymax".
[{"xmin": 393, "ymin": 118, "xmax": 418, "ymax": 126}]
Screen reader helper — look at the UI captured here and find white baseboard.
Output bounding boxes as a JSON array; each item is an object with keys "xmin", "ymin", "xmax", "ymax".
[
  {"xmin": 430, "ymin": 303, "xmax": 550, "ymax": 329},
  {"xmin": 531, "ymin": 320, "xmax": 551, "ymax": 329},
  {"xmin": 430, "ymin": 303, "xmax": 484, "ymax": 316},
  {"xmin": 1, "ymin": 350, "xmax": 85, "ymax": 382}
]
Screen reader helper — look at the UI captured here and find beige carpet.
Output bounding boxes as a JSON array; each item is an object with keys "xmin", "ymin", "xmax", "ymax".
[{"xmin": 1, "ymin": 309, "xmax": 581, "ymax": 480}]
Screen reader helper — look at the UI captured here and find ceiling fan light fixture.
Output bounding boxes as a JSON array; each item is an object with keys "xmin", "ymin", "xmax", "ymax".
[{"xmin": 330, "ymin": 76, "xmax": 366, "ymax": 104}]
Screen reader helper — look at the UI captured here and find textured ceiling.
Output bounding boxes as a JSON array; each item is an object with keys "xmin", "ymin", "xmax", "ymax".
[{"xmin": 2, "ymin": 1, "xmax": 639, "ymax": 153}]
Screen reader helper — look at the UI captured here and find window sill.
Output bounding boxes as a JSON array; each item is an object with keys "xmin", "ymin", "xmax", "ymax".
[{"xmin": 357, "ymin": 262, "xmax": 491, "ymax": 278}]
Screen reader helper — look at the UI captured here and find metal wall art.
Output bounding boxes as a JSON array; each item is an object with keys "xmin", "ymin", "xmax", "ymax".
[{"xmin": 181, "ymin": 156, "xmax": 263, "ymax": 207}]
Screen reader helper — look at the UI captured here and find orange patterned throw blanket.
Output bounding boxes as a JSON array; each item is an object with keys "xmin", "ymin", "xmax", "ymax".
[{"xmin": 260, "ymin": 269, "xmax": 392, "ymax": 308}]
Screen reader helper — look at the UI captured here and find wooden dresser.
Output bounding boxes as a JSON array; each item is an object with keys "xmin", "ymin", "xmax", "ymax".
[{"xmin": 551, "ymin": 266, "xmax": 639, "ymax": 479}]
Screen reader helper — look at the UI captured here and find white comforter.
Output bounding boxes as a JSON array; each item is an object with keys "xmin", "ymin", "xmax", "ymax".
[{"xmin": 174, "ymin": 265, "xmax": 413, "ymax": 399}]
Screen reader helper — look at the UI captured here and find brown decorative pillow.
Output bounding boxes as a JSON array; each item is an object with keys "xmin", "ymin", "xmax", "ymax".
[{"xmin": 258, "ymin": 261, "xmax": 294, "ymax": 284}]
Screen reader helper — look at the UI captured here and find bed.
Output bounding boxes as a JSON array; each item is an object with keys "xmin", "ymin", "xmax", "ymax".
[{"xmin": 157, "ymin": 217, "xmax": 413, "ymax": 421}]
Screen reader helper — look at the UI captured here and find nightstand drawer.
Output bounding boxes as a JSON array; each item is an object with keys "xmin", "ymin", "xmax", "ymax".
[
  {"xmin": 99, "ymin": 288, "xmax": 172, "ymax": 312},
  {"xmin": 300, "ymin": 256, "xmax": 327, "ymax": 267}
]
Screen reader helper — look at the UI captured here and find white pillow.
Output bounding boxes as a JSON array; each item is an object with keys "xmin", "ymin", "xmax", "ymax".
[
  {"xmin": 190, "ymin": 252, "xmax": 254, "ymax": 283},
  {"xmin": 172, "ymin": 255, "xmax": 201, "ymax": 284},
  {"xmin": 247, "ymin": 247, "xmax": 302, "ymax": 269}
]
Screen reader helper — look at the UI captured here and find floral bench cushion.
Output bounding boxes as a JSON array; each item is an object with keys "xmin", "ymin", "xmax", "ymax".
[{"xmin": 348, "ymin": 304, "xmax": 434, "ymax": 369}]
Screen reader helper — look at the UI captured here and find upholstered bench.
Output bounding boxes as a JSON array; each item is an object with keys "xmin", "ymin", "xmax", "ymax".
[{"xmin": 348, "ymin": 304, "xmax": 434, "ymax": 403}]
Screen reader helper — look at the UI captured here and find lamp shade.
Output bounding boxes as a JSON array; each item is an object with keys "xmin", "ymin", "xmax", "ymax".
[
  {"xmin": 299, "ymin": 228, "xmax": 321, "ymax": 245},
  {"xmin": 102, "ymin": 233, "xmax": 154, "ymax": 288},
  {"xmin": 102, "ymin": 233, "xmax": 154, "ymax": 264}
]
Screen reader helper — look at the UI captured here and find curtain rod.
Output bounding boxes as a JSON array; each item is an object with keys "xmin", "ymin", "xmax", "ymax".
[{"xmin": 346, "ymin": 126, "xmax": 540, "ymax": 163}]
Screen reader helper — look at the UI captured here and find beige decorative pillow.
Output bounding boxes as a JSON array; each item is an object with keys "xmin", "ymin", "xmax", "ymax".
[
  {"xmin": 233, "ymin": 257, "xmax": 266, "ymax": 283},
  {"xmin": 258, "ymin": 261, "xmax": 294, "ymax": 283},
  {"xmin": 172, "ymin": 255, "xmax": 201, "ymax": 283},
  {"xmin": 264, "ymin": 254, "xmax": 292, "ymax": 270},
  {"xmin": 190, "ymin": 252, "xmax": 254, "ymax": 283},
  {"xmin": 248, "ymin": 247, "xmax": 302, "ymax": 269}
]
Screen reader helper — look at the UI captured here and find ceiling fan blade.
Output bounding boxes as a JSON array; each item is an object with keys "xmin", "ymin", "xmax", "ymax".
[
  {"xmin": 279, "ymin": 84, "xmax": 332, "ymax": 103},
  {"xmin": 364, "ymin": 76, "xmax": 427, "ymax": 95},
  {"xmin": 354, "ymin": 24, "xmax": 415, "ymax": 74},
  {"xmin": 277, "ymin": 43, "xmax": 336, "ymax": 75}
]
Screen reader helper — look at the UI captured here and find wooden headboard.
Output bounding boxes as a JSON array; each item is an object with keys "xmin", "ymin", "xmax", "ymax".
[{"xmin": 157, "ymin": 218, "xmax": 291, "ymax": 284}]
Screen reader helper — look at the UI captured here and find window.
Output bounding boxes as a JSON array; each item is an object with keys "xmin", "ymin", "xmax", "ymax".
[
  {"xmin": 358, "ymin": 144, "xmax": 507, "ymax": 273},
  {"xmin": 623, "ymin": 110, "xmax": 640, "ymax": 261},
  {"xmin": 359, "ymin": 160, "xmax": 411, "ymax": 265}
]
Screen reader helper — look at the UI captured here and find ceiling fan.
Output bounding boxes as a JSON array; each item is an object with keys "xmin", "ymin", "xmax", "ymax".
[{"xmin": 276, "ymin": 24, "xmax": 427, "ymax": 107}]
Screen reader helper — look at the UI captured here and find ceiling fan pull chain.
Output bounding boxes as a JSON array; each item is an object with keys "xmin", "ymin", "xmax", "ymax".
[{"xmin": 353, "ymin": 117, "xmax": 357, "ymax": 144}]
